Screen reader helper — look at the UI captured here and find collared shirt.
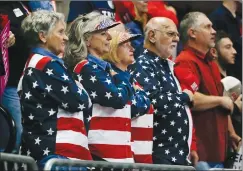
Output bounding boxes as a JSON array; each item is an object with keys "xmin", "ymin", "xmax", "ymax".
[
  {"xmin": 175, "ymin": 46, "xmax": 228, "ymax": 162},
  {"xmin": 129, "ymin": 49, "xmax": 193, "ymax": 165}
]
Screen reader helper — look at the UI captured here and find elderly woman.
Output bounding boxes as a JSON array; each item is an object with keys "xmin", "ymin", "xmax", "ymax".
[
  {"xmin": 18, "ymin": 10, "xmax": 92, "ymax": 168},
  {"xmin": 102, "ymin": 30, "xmax": 154, "ymax": 163},
  {"xmin": 64, "ymin": 11, "xmax": 139, "ymax": 163}
]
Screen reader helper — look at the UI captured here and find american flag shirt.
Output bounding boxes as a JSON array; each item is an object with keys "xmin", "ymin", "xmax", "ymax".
[
  {"xmin": 129, "ymin": 49, "xmax": 193, "ymax": 165},
  {"xmin": 17, "ymin": 47, "xmax": 92, "ymax": 162}
]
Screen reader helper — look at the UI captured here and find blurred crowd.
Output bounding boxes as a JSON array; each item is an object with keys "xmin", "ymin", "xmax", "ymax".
[{"xmin": 0, "ymin": 1, "xmax": 242, "ymax": 171}]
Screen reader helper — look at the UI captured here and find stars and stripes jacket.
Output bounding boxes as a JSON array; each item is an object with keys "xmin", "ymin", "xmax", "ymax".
[
  {"xmin": 17, "ymin": 47, "xmax": 92, "ymax": 162},
  {"xmin": 73, "ymin": 54, "xmax": 150, "ymax": 163},
  {"xmin": 111, "ymin": 65, "xmax": 154, "ymax": 164},
  {"xmin": 129, "ymin": 49, "xmax": 193, "ymax": 165}
]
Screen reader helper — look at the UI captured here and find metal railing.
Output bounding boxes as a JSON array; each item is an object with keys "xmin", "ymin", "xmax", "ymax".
[
  {"xmin": 44, "ymin": 159, "xmax": 196, "ymax": 171},
  {"xmin": 0, "ymin": 152, "xmax": 38, "ymax": 170}
]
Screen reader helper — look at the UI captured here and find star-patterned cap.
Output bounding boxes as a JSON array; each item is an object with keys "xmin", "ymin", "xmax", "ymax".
[
  {"xmin": 92, "ymin": 18, "xmax": 120, "ymax": 32},
  {"xmin": 118, "ymin": 32, "xmax": 141, "ymax": 45}
]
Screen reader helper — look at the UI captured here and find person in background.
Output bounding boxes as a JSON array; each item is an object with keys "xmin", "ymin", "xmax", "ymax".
[
  {"xmin": 102, "ymin": 30, "xmax": 154, "ymax": 163},
  {"xmin": 129, "ymin": 17, "xmax": 195, "ymax": 165},
  {"xmin": 209, "ymin": 0, "xmax": 242, "ymax": 82},
  {"xmin": 114, "ymin": 0, "xmax": 178, "ymax": 57},
  {"xmin": 67, "ymin": 1, "xmax": 115, "ymax": 24},
  {"xmin": 210, "ymin": 30, "xmax": 242, "ymax": 136},
  {"xmin": 19, "ymin": 10, "xmax": 92, "ymax": 169},
  {"xmin": 0, "ymin": 1, "xmax": 30, "ymax": 154},
  {"xmin": 64, "ymin": 11, "xmax": 136, "ymax": 163},
  {"xmin": 174, "ymin": 12, "xmax": 241, "ymax": 170}
]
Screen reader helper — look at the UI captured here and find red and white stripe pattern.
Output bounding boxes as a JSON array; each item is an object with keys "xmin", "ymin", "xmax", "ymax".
[
  {"xmin": 56, "ymin": 108, "xmax": 92, "ymax": 160},
  {"xmin": 88, "ymin": 103, "xmax": 134, "ymax": 163},
  {"xmin": 131, "ymin": 105, "xmax": 154, "ymax": 163}
]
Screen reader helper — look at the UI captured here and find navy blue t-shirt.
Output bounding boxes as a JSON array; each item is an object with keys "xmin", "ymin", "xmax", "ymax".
[{"xmin": 67, "ymin": 1, "xmax": 115, "ymax": 22}]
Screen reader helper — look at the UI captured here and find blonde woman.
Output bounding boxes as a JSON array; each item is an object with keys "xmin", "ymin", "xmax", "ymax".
[
  {"xmin": 102, "ymin": 30, "xmax": 154, "ymax": 163},
  {"xmin": 64, "ymin": 11, "xmax": 137, "ymax": 163}
]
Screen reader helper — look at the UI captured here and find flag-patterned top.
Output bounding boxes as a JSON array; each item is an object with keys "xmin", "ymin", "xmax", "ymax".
[
  {"xmin": 111, "ymin": 65, "xmax": 154, "ymax": 164},
  {"xmin": 17, "ymin": 47, "xmax": 92, "ymax": 162},
  {"xmin": 129, "ymin": 49, "xmax": 193, "ymax": 165}
]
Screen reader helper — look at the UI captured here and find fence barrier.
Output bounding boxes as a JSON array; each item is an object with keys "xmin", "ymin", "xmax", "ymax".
[
  {"xmin": 0, "ymin": 152, "xmax": 38, "ymax": 171},
  {"xmin": 44, "ymin": 158, "xmax": 196, "ymax": 171}
]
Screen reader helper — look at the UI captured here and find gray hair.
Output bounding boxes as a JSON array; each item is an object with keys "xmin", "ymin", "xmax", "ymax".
[
  {"xmin": 180, "ymin": 12, "xmax": 207, "ymax": 45},
  {"xmin": 21, "ymin": 10, "xmax": 65, "ymax": 47},
  {"xmin": 64, "ymin": 11, "xmax": 108, "ymax": 71}
]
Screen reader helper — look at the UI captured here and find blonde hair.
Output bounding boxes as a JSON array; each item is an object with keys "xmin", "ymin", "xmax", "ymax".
[{"xmin": 64, "ymin": 11, "xmax": 108, "ymax": 71}]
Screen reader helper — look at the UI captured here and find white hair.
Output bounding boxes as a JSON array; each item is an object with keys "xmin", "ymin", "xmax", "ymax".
[{"xmin": 21, "ymin": 10, "xmax": 65, "ymax": 47}]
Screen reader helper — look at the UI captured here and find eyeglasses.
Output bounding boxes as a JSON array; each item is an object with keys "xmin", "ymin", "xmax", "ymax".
[{"xmin": 154, "ymin": 29, "xmax": 180, "ymax": 38}]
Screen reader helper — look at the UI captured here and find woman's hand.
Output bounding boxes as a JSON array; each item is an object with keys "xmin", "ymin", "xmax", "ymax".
[{"xmin": 6, "ymin": 31, "xmax": 15, "ymax": 48}]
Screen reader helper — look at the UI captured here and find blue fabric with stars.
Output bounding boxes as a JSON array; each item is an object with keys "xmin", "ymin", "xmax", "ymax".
[
  {"xmin": 129, "ymin": 49, "xmax": 191, "ymax": 165},
  {"xmin": 73, "ymin": 54, "xmax": 135, "ymax": 130},
  {"xmin": 19, "ymin": 47, "xmax": 91, "ymax": 163}
]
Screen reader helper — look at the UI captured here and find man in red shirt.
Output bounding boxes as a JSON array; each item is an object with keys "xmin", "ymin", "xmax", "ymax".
[{"xmin": 174, "ymin": 12, "xmax": 241, "ymax": 170}]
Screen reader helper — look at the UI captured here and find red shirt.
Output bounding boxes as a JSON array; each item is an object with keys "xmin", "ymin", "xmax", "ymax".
[{"xmin": 174, "ymin": 47, "xmax": 228, "ymax": 162}]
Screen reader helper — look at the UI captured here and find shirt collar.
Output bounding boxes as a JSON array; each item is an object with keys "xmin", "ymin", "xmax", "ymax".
[
  {"xmin": 184, "ymin": 46, "xmax": 207, "ymax": 60},
  {"xmin": 142, "ymin": 48, "xmax": 174, "ymax": 64},
  {"xmin": 87, "ymin": 54, "xmax": 111, "ymax": 71},
  {"xmin": 31, "ymin": 47, "xmax": 64, "ymax": 64}
]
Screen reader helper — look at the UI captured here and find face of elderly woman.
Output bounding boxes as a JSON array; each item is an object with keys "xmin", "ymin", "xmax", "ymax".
[
  {"xmin": 43, "ymin": 21, "xmax": 68, "ymax": 56},
  {"xmin": 117, "ymin": 41, "xmax": 135, "ymax": 66},
  {"xmin": 88, "ymin": 30, "xmax": 112, "ymax": 57}
]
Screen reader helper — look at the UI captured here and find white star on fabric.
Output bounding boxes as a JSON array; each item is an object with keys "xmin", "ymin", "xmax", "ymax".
[
  {"xmin": 61, "ymin": 86, "xmax": 69, "ymax": 94},
  {"xmin": 144, "ymin": 77, "xmax": 149, "ymax": 82},
  {"xmin": 77, "ymin": 88, "xmax": 82, "ymax": 95},
  {"xmin": 154, "ymin": 109, "xmax": 158, "ymax": 114},
  {"xmin": 87, "ymin": 115, "xmax": 92, "ymax": 122},
  {"xmin": 105, "ymin": 92, "xmax": 112, "ymax": 99},
  {"xmin": 46, "ymin": 68, "xmax": 53, "ymax": 76},
  {"xmin": 162, "ymin": 114, "xmax": 167, "ymax": 118},
  {"xmin": 25, "ymin": 92, "xmax": 32, "ymax": 99},
  {"xmin": 47, "ymin": 128, "xmax": 54, "ymax": 135},
  {"xmin": 158, "ymin": 143, "xmax": 164, "ymax": 147},
  {"xmin": 48, "ymin": 109, "xmax": 56, "ymax": 116},
  {"xmin": 118, "ymin": 93, "xmax": 122, "ymax": 97},
  {"xmin": 168, "ymin": 136, "xmax": 173, "ymax": 141},
  {"xmin": 62, "ymin": 103, "xmax": 68, "ymax": 109},
  {"xmin": 183, "ymin": 135, "xmax": 187, "ymax": 141},
  {"xmin": 61, "ymin": 74, "xmax": 69, "ymax": 81},
  {"xmin": 153, "ymin": 136, "xmax": 157, "ymax": 141},
  {"xmin": 155, "ymin": 57, "xmax": 159, "ymax": 62},
  {"xmin": 37, "ymin": 103, "xmax": 42, "ymax": 109},
  {"xmin": 45, "ymin": 85, "xmax": 52, "ymax": 92},
  {"xmin": 143, "ymin": 49, "xmax": 148, "ymax": 54},
  {"xmin": 105, "ymin": 78, "xmax": 111, "ymax": 85},
  {"xmin": 90, "ymin": 91, "xmax": 97, "ymax": 99},
  {"xmin": 177, "ymin": 112, "xmax": 181, "ymax": 117},
  {"xmin": 172, "ymin": 157, "xmax": 177, "ymax": 162},
  {"xmin": 161, "ymin": 129, "xmax": 167, "ymax": 134},
  {"xmin": 159, "ymin": 95, "xmax": 164, "ymax": 99},
  {"xmin": 152, "ymin": 99, "xmax": 157, "ymax": 104},
  {"xmin": 78, "ymin": 104, "xmax": 85, "ymax": 110},
  {"xmin": 170, "ymin": 120, "xmax": 175, "ymax": 126},
  {"xmin": 132, "ymin": 99, "xmax": 137, "ymax": 105},
  {"xmin": 90, "ymin": 76, "xmax": 97, "ymax": 83},
  {"xmin": 27, "ymin": 68, "xmax": 33, "ymax": 76},
  {"xmin": 163, "ymin": 76, "xmax": 167, "ymax": 81},
  {"xmin": 184, "ymin": 119, "xmax": 188, "ymax": 125},
  {"xmin": 167, "ymin": 91, "xmax": 172, "ymax": 96},
  {"xmin": 77, "ymin": 75, "xmax": 83, "ymax": 82},
  {"xmin": 154, "ymin": 122, "xmax": 159, "ymax": 127},
  {"xmin": 176, "ymin": 96, "xmax": 181, "ymax": 101},
  {"xmin": 92, "ymin": 64, "xmax": 98, "ymax": 69},
  {"xmin": 122, "ymin": 81, "xmax": 126, "ymax": 85},
  {"xmin": 136, "ymin": 72, "xmax": 141, "ymax": 77},
  {"xmin": 168, "ymin": 96, "xmax": 172, "ymax": 101},
  {"xmin": 34, "ymin": 137, "xmax": 41, "ymax": 145},
  {"xmin": 165, "ymin": 149, "xmax": 170, "ymax": 155},
  {"xmin": 150, "ymin": 72, "xmax": 155, "ymax": 77},
  {"xmin": 164, "ymin": 104, "xmax": 168, "ymax": 109},
  {"xmin": 174, "ymin": 103, "xmax": 179, "ymax": 108},
  {"xmin": 178, "ymin": 128, "xmax": 182, "ymax": 133},
  {"xmin": 32, "ymin": 81, "xmax": 38, "ymax": 88},
  {"xmin": 43, "ymin": 147, "xmax": 50, "ymax": 156},
  {"xmin": 28, "ymin": 114, "xmax": 34, "ymax": 120},
  {"xmin": 179, "ymin": 150, "xmax": 184, "ymax": 156},
  {"xmin": 171, "ymin": 82, "xmax": 175, "ymax": 87},
  {"xmin": 175, "ymin": 143, "xmax": 178, "ymax": 148}
]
